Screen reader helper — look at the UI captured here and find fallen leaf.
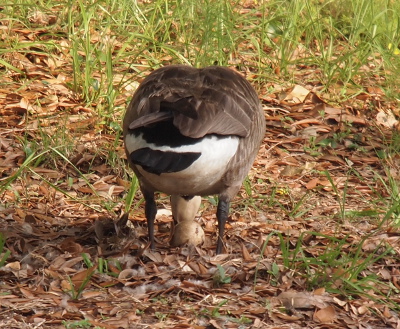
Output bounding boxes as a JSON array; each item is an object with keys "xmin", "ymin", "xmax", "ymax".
[{"xmin": 313, "ymin": 305, "xmax": 336, "ymax": 323}]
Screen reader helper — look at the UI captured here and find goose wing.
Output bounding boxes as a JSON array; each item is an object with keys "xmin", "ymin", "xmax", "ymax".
[{"xmin": 125, "ymin": 65, "xmax": 260, "ymax": 138}]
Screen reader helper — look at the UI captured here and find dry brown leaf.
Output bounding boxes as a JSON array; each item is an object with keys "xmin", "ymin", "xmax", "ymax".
[
  {"xmin": 313, "ymin": 305, "xmax": 336, "ymax": 323},
  {"xmin": 241, "ymin": 243, "xmax": 253, "ymax": 261},
  {"xmin": 70, "ymin": 266, "xmax": 96, "ymax": 288},
  {"xmin": 287, "ymin": 85, "xmax": 310, "ymax": 102},
  {"xmin": 305, "ymin": 178, "xmax": 319, "ymax": 189}
]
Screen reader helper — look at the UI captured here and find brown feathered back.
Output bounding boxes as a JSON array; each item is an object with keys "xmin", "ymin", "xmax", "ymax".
[{"xmin": 123, "ymin": 65, "xmax": 261, "ymax": 139}]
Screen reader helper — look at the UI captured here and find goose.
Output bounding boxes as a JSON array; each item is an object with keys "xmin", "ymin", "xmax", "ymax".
[{"xmin": 123, "ymin": 65, "xmax": 265, "ymax": 254}]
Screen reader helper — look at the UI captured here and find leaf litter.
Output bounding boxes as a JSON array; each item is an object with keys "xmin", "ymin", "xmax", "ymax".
[{"xmin": 1, "ymin": 7, "xmax": 400, "ymax": 329}]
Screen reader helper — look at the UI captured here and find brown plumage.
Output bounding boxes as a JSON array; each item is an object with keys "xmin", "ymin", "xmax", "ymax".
[{"xmin": 123, "ymin": 65, "xmax": 265, "ymax": 254}]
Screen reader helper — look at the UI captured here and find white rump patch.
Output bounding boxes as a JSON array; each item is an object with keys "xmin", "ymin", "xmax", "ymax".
[{"xmin": 125, "ymin": 133, "xmax": 239, "ymax": 195}]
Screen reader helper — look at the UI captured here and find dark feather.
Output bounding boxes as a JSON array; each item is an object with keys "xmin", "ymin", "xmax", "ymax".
[
  {"xmin": 130, "ymin": 148, "xmax": 201, "ymax": 175},
  {"xmin": 128, "ymin": 111, "xmax": 173, "ymax": 130}
]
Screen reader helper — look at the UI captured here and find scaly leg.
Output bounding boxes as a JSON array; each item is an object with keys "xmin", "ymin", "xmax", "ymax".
[
  {"xmin": 216, "ymin": 196, "xmax": 230, "ymax": 254},
  {"xmin": 143, "ymin": 190, "xmax": 157, "ymax": 249}
]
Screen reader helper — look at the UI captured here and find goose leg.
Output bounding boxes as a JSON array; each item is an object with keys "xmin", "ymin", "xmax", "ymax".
[
  {"xmin": 143, "ymin": 189, "xmax": 157, "ymax": 249},
  {"xmin": 216, "ymin": 196, "xmax": 230, "ymax": 254}
]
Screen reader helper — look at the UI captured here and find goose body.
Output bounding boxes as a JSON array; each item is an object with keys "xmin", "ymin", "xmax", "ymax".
[{"xmin": 123, "ymin": 65, "xmax": 265, "ymax": 254}]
